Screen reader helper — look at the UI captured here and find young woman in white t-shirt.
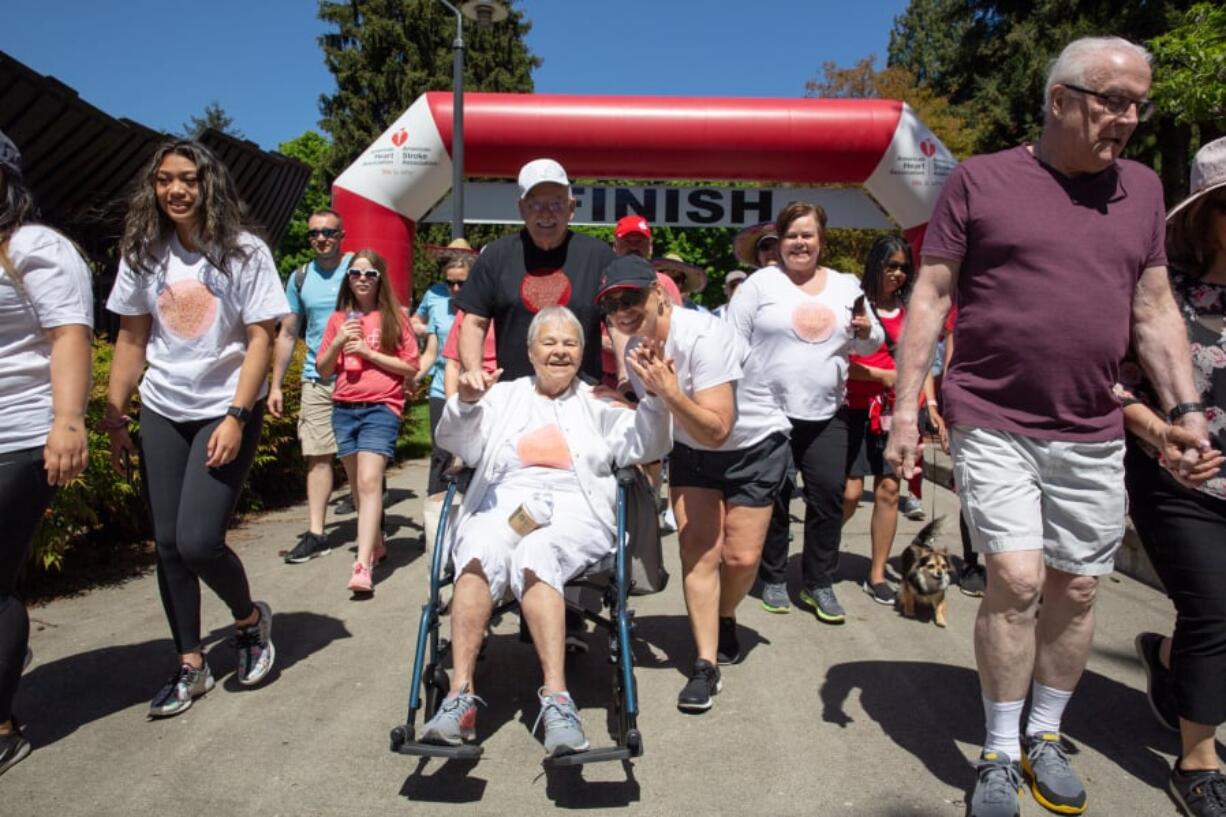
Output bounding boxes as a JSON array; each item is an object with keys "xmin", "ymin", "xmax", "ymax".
[
  {"xmin": 316, "ymin": 249, "xmax": 419, "ymax": 596},
  {"xmin": 0, "ymin": 132, "xmax": 92, "ymax": 776},
  {"xmin": 728, "ymin": 202, "xmax": 883, "ymax": 625},
  {"xmin": 103, "ymin": 141, "xmax": 289, "ymax": 719},
  {"xmin": 598, "ymin": 254, "xmax": 791, "ymax": 713}
]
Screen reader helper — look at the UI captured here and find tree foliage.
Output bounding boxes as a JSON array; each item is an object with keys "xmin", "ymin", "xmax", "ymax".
[
  {"xmin": 1149, "ymin": 3, "xmax": 1226, "ymax": 134},
  {"xmin": 182, "ymin": 100, "xmax": 244, "ymax": 140},
  {"xmin": 275, "ymin": 130, "xmax": 334, "ymax": 274},
  {"xmin": 316, "ymin": 0, "xmax": 539, "ymax": 178}
]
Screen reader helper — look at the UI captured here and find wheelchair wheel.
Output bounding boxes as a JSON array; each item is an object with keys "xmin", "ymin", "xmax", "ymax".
[{"xmin": 423, "ymin": 664, "xmax": 450, "ymax": 718}]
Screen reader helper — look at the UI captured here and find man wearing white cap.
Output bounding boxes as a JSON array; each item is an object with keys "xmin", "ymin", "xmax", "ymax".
[{"xmin": 456, "ymin": 158, "xmax": 616, "ymax": 385}]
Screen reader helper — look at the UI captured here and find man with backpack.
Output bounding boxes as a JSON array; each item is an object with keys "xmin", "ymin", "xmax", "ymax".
[{"xmin": 268, "ymin": 208, "xmax": 355, "ymax": 563}]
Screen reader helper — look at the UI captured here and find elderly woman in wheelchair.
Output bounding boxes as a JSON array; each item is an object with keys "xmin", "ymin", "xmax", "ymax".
[{"xmin": 422, "ymin": 305, "xmax": 672, "ymax": 756}]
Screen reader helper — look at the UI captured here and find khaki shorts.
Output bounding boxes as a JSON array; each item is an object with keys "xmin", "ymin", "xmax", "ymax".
[
  {"xmin": 299, "ymin": 379, "xmax": 337, "ymax": 456},
  {"xmin": 950, "ymin": 425, "xmax": 1125, "ymax": 576}
]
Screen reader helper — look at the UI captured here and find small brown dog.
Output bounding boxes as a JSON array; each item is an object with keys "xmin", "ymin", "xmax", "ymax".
[{"xmin": 898, "ymin": 518, "xmax": 952, "ymax": 627}]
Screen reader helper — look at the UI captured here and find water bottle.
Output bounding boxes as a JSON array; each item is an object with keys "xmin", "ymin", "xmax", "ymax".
[
  {"xmin": 343, "ymin": 309, "xmax": 363, "ymax": 373},
  {"xmin": 507, "ymin": 491, "xmax": 554, "ymax": 540}
]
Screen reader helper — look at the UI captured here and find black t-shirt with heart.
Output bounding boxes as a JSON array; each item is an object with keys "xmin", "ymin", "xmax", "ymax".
[{"xmin": 455, "ymin": 229, "xmax": 615, "ymax": 381}]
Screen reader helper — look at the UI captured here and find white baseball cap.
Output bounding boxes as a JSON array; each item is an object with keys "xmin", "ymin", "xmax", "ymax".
[{"xmin": 518, "ymin": 158, "xmax": 570, "ymax": 198}]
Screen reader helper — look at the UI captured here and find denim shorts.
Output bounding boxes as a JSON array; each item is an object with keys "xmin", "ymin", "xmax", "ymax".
[{"xmin": 332, "ymin": 402, "xmax": 400, "ymax": 460}]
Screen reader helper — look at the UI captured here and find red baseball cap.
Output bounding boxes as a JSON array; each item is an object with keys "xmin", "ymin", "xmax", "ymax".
[{"xmin": 614, "ymin": 215, "xmax": 651, "ymax": 239}]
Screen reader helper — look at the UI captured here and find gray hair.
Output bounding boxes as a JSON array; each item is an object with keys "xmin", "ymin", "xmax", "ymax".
[
  {"xmin": 526, "ymin": 305, "xmax": 585, "ymax": 352},
  {"xmin": 1043, "ymin": 36, "xmax": 1153, "ymax": 114}
]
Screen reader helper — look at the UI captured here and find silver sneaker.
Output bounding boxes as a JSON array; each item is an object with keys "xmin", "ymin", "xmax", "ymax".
[
  {"xmin": 761, "ymin": 582, "xmax": 791, "ymax": 613},
  {"xmin": 800, "ymin": 585, "xmax": 846, "ymax": 624},
  {"xmin": 149, "ymin": 662, "xmax": 215, "ymax": 718},
  {"xmin": 420, "ymin": 684, "xmax": 483, "ymax": 746},
  {"xmin": 970, "ymin": 750, "xmax": 1023, "ymax": 817},
  {"xmin": 533, "ymin": 688, "xmax": 589, "ymax": 756},
  {"xmin": 236, "ymin": 601, "xmax": 275, "ymax": 686},
  {"xmin": 899, "ymin": 496, "xmax": 926, "ymax": 521}
]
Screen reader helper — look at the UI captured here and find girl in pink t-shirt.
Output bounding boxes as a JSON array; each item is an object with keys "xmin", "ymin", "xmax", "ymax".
[{"xmin": 318, "ymin": 249, "xmax": 419, "ymax": 595}]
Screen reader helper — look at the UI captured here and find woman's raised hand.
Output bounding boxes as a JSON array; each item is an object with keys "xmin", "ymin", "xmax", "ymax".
[
  {"xmin": 627, "ymin": 339, "xmax": 678, "ymax": 400},
  {"xmin": 458, "ymin": 367, "xmax": 503, "ymax": 403}
]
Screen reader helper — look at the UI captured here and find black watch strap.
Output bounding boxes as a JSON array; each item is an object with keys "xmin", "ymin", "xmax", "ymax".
[
  {"xmin": 1167, "ymin": 401, "xmax": 1205, "ymax": 422},
  {"xmin": 226, "ymin": 405, "xmax": 252, "ymax": 424}
]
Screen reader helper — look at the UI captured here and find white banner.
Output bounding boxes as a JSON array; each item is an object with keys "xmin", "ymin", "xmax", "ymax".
[
  {"xmin": 864, "ymin": 103, "xmax": 957, "ymax": 229},
  {"xmin": 424, "ymin": 183, "xmax": 894, "ymax": 229}
]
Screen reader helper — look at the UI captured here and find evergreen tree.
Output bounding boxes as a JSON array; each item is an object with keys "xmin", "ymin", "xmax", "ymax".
[
  {"xmin": 182, "ymin": 100, "xmax": 244, "ymax": 140},
  {"xmin": 275, "ymin": 130, "xmax": 334, "ymax": 274},
  {"xmin": 316, "ymin": 0, "xmax": 539, "ymax": 179}
]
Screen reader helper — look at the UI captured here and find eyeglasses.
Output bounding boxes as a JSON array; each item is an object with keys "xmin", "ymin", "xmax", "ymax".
[
  {"xmin": 1061, "ymin": 83, "xmax": 1154, "ymax": 122},
  {"xmin": 445, "ymin": 279, "xmax": 465, "ymax": 289},
  {"xmin": 525, "ymin": 199, "xmax": 568, "ymax": 214},
  {"xmin": 884, "ymin": 261, "xmax": 912, "ymax": 273},
  {"xmin": 599, "ymin": 288, "xmax": 648, "ymax": 315},
  {"xmin": 307, "ymin": 228, "xmax": 340, "ymax": 239},
  {"xmin": 347, "ymin": 268, "xmax": 380, "ymax": 280}
]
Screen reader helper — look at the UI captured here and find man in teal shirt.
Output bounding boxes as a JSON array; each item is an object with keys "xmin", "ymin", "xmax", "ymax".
[{"xmin": 269, "ymin": 208, "xmax": 354, "ymax": 563}]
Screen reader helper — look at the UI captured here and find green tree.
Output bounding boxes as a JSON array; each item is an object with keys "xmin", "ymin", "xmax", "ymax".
[
  {"xmin": 1149, "ymin": 3, "xmax": 1226, "ymax": 136},
  {"xmin": 182, "ymin": 100, "xmax": 244, "ymax": 140},
  {"xmin": 316, "ymin": 0, "xmax": 539, "ymax": 179},
  {"xmin": 275, "ymin": 130, "xmax": 334, "ymax": 274}
]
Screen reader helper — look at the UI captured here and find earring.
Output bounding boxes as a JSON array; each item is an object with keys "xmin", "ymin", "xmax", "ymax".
[{"xmin": 657, "ymin": 300, "xmax": 664, "ymax": 316}]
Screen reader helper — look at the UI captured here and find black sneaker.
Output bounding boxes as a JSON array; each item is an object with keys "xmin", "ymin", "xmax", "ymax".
[
  {"xmin": 334, "ymin": 494, "xmax": 356, "ymax": 515},
  {"xmin": 677, "ymin": 660, "xmax": 721, "ymax": 713},
  {"xmin": 716, "ymin": 617, "xmax": 741, "ymax": 665},
  {"xmin": 285, "ymin": 531, "xmax": 331, "ymax": 564},
  {"xmin": 0, "ymin": 720, "xmax": 31, "ymax": 777},
  {"xmin": 1135, "ymin": 632, "xmax": 1179, "ymax": 733},
  {"xmin": 960, "ymin": 563, "xmax": 987, "ymax": 597},
  {"xmin": 1170, "ymin": 763, "xmax": 1226, "ymax": 817},
  {"xmin": 861, "ymin": 579, "xmax": 897, "ymax": 606}
]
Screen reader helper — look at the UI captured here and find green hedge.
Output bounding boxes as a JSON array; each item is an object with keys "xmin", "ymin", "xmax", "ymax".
[{"xmin": 30, "ymin": 341, "xmax": 428, "ymax": 574}]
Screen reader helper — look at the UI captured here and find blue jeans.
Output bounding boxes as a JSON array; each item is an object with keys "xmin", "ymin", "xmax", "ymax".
[{"xmin": 332, "ymin": 403, "xmax": 399, "ymax": 460}]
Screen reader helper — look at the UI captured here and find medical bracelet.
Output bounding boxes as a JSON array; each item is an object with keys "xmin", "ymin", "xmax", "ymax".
[{"xmin": 1167, "ymin": 402, "xmax": 1206, "ymax": 422}]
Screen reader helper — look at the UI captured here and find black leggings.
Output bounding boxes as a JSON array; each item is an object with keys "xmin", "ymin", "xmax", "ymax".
[
  {"xmin": 0, "ymin": 447, "xmax": 56, "ymax": 724},
  {"xmin": 140, "ymin": 405, "xmax": 264, "ymax": 655},
  {"xmin": 759, "ymin": 412, "xmax": 850, "ymax": 589},
  {"xmin": 1126, "ymin": 441, "xmax": 1226, "ymax": 727}
]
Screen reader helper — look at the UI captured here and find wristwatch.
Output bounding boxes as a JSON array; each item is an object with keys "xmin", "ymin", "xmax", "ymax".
[
  {"xmin": 1167, "ymin": 402, "xmax": 1205, "ymax": 422},
  {"xmin": 225, "ymin": 405, "xmax": 252, "ymax": 425}
]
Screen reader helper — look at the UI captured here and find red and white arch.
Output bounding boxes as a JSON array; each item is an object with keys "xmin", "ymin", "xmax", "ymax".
[{"xmin": 332, "ymin": 92, "xmax": 956, "ymax": 302}]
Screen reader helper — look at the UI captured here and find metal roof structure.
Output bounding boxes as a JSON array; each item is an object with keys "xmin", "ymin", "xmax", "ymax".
[{"xmin": 0, "ymin": 49, "xmax": 310, "ymax": 259}]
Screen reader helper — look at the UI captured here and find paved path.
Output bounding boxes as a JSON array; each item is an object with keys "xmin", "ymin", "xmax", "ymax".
[{"xmin": 7, "ymin": 458, "xmax": 1212, "ymax": 815}]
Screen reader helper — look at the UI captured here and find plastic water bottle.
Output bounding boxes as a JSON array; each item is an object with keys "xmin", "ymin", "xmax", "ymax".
[{"xmin": 343, "ymin": 310, "xmax": 363, "ymax": 373}]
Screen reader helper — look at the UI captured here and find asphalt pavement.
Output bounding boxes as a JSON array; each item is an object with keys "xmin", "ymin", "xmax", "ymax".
[{"xmin": 7, "ymin": 457, "xmax": 1214, "ymax": 816}]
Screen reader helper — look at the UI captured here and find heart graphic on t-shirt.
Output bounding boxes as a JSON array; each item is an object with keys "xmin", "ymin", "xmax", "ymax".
[
  {"xmin": 157, "ymin": 279, "xmax": 219, "ymax": 340},
  {"xmin": 791, "ymin": 301, "xmax": 837, "ymax": 344},
  {"xmin": 520, "ymin": 268, "xmax": 573, "ymax": 314},
  {"xmin": 516, "ymin": 424, "xmax": 573, "ymax": 470}
]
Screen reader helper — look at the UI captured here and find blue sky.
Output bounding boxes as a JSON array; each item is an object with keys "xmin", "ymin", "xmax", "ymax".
[{"xmin": 6, "ymin": 0, "xmax": 909, "ymax": 152}]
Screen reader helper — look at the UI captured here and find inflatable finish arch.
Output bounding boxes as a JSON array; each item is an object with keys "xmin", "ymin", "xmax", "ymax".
[{"xmin": 333, "ymin": 92, "xmax": 956, "ymax": 302}]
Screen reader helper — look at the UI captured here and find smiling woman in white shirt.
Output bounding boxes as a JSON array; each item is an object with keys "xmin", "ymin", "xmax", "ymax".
[
  {"xmin": 729, "ymin": 202, "xmax": 883, "ymax": 624},
  {"xmin": 103, "ymin": 141, "xmax": 289, "ymax": 720},
  {"xmin": 0, "ymin": 131, "xmax": 92, "ymax": 777}
]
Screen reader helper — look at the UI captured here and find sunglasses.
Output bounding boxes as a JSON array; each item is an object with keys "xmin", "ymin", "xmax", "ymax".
[
  {"xmin": 884, "ymin": 261, "xmax": 912, "ymax": 273},
  {"xmin": 307, "ymin": 228, "xmax": 340, "ymax": 239},
  {"xmin": 445, "ymin": 279, "xmax": 465, "ymax": 290},
  {"xmin": 599, "ymin": 288, "xmax": 648, "ymax": 315},
  {"xmin": 1209, "ymin": 195, "xmax": 1226, "ymax": 213},
  {"xmin": 348, "ymin": 268, "xmax": 380, "ymax": 280}
]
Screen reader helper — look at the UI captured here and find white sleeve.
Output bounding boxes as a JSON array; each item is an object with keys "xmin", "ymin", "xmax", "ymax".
[
  {"xmin": 598, "ymin": 394, "xmax": 673, "ymax": 467},
  {"xmin": 725, "ymin": 274, "xmax": 759, "ymax": 351},
  {"xmin": 435, "ymin": 381, "xmax": 508, "ymax": 467},
  {"xmin": 105, "ymin": 257, "xmax": 150, "ymax": 316},
  {"xmin": 22, "ymin": 233, "xmax": 94, "ymax": 329},
  {"xmin": 240, "ymin": 238, "xmax": 291, "ymax": 324},
  {"xmin": 687, "ymin": 321, "xmax": 742, "ymax": 393}
]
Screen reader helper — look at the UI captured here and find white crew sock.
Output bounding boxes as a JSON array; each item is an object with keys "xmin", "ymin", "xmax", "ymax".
[
  {"xmin": 1025, "ymin": 681, "xmax": 1073, "ymax": 737},
  {"xmin": 983, "ymin": 695, "xmax": 1026, "ymax": 761}
]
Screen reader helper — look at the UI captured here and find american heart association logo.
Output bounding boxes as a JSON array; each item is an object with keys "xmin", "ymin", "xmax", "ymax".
[
  {"xmin": 391, "ymin": 129, "xmax": 409, "ymax": 147},
  {"xmin": 919, "ymin": 139, "xmax": 936, "ymax": 158}
]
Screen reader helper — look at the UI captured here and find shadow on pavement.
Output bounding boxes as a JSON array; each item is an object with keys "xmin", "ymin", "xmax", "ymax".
[
  {"xmin": 17, "ymin": 611, "xmax": 352, "ymax": 747},
  {"xmin": 631, "ymin": 614, "xmax": 769, "ymax": 676},
  {"xmin": 819, "ymin": 660, "xmax": 1177, "ymax": 798}
]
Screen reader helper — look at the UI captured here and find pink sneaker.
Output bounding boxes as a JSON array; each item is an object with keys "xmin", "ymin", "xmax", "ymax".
[
  {"xmin": 347, "ymin": 561, "xmax": 373, "ymax": 594},
  {"xmin": 373, "ymin": 537, "xmax": 388, "ymax": 564}
]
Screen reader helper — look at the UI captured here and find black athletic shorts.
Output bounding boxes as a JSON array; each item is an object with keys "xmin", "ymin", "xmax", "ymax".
[{"xmin": 668, "ymin": 431, "xmax": 790, "ymax": 507}]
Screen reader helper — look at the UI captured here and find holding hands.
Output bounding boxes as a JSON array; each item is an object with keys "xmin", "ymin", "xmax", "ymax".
[{"xmin": 1160, "ymin": 417, "xmax": 1223, "ymax": 488}]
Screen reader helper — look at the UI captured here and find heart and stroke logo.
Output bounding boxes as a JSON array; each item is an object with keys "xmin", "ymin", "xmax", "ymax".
[
  {"xmin": 391, "ymin": 129, "xmax": 409, "ymax": 147},
  {"xmin": 919, "ymin": 139, "xmax": 937, "ymax": 158},
  {"xmin": 520, "ymin": 268, "xmax": 573, "ymax": 313}
]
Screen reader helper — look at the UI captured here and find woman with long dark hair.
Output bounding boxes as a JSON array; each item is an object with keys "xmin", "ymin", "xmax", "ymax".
[
  {"xmin": 0, "ymin": 131, "xmax": 92, "ymax": 775},
  {"xmin": 1122, "ymin": 137, "xmax": 1226, "ymax": 816},
  {"xmin": 103, "ymin": 140, "xmax": 288, "ymax": 718},
  {"xmin": 843, "ymin": 235, "xmax": 917, "ymax": 606}
]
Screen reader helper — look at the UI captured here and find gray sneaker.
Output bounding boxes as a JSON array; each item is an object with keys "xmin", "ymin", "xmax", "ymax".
[
  {"xmin": 420, "ymin": 684, "xmax": 483, "ymax": 746},
  {"xmin": 800, "ymin": 585, "xmax": 846, "ymax": 624},
  {"xmin": 1021, "ymin": 733, "xmax": 1086, "ymax": 814},
  {"xmin": 148, "ymin": 662, "xmax": 215, "ymax": 718},
  {"xmin": 761, "ymin": 582, "xmax": 791, "ymax": 613},
  {"xmin": 900, "ymin": 495, "xmax": 926, "ymax": 521},
  {"xmin": 236, "ymin": 601, "xmax": 275, "ymax": 686},
  {"xmin": 970, "ymin": 750, "xmax": 1023, "ymax": 817},
  {"xmin": 533, "ymin": 688, "xmax": 589, "ymax": 756}
]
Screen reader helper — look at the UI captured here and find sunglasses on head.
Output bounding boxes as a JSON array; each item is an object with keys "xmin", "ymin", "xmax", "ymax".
[
  {"xmin": 307, "ymin": 228, "xmax": 340, "ymax": 239},
  {"xmin": 348, "ymin": 268, "xmax": 380, "ymax": 280},
  {"xmin": 599, "ymin": 288, "xmax": 648, "ymax": 315}
]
